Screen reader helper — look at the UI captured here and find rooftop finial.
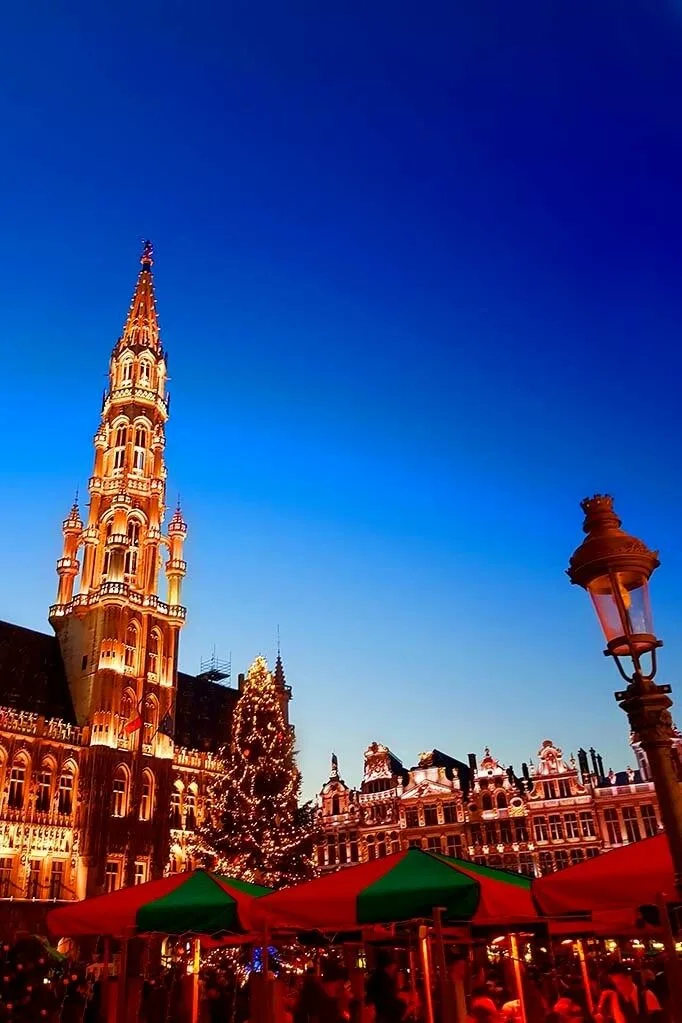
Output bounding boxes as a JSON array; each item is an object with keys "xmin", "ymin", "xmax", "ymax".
[
  {"xmin": 141, "ymin": 240, "xmax": 154, "ymax": 267},
  {"xmin": 277, "ymin": 623, "xmax": 281, "ymax": 658}
]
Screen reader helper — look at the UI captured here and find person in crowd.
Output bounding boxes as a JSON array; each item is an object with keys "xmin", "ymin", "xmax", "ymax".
[
  {"xmin": 549, "ymin": 989, "xmax": 593, "ymax": 1023},
  {"xmin": 294, "ymin": 960, "xmax": 350, "ymax": 1023},
  {"xmin": 596, "ymin": 963, "xmax": 662, "ymax": 1023},
  {"xmin": 365, "ymin": 950, "xmax": 406, "ymax": 1023},
  {"xmin": 470, "ymin": 984, "xmax": 500, "ymax": 1023}
]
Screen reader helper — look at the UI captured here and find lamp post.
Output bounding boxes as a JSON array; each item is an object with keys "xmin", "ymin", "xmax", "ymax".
[{"xmin": 567, "ymin": 494, "xmax": 682, "ymax": 893}]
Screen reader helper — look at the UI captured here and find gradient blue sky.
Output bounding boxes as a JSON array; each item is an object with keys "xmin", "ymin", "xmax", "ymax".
[{"xmin": 1, "ymin": 2, "xmax": 682, "ymax": 797}]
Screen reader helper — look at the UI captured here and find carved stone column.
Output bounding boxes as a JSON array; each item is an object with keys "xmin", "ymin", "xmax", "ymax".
[{"xmin": 618, "ymin": 677, "xmax": 682, "ymax": 893}]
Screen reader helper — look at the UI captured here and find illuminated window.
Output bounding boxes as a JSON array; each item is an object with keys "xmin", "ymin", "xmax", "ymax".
[
  {"xmin": 564, "ymin": 813, "xmax": 579, "ymax": 839},
  {"xmin": 443, "ymin": 802, "xmax": 457, "ymax": 824},
  {"xmin": 514, "ymin": 820, "xmax": 529, "ymax": 843},
  {"xmin": 539, "ymin": 851, "xmax": 554, "ymax": 874},
  {"xmin": 0, "ymin": 858, "xmax": 12, "ymax": 897},
  {"xmin": 604, "ymin": 808, "xmax": 622, "ymax": 846},
  {"xmin": 37, "ymin": 769, "xmax": 52, "ymax": 812},
  {"xmin": 148, "ymin": 630, "xmax": 161, "ymax": 675},
  {"xmin": 113, "ymin": 425, "xmax": 127, "ymax": 470},
  {"xmin": 185, "ymin": 789, "xmax": 197, "ymax": 829},
  {"xmin": 105, "ymin": 860, "xmax": 120, "ymax": 892},
  {"xmin": 8, "ymin": 761, "xmax": 27, "ymax": 809},
  {"xmin": 124, "ymin": 622, "xmax": 138, "ymax": 670},
  {"xmin": 49, "ymin": 861, "xmax": 65, "ymax": 900},
  {"xmin": 140, "ymin": 771, "xmax": 154, "ymax": 821},
  {"xmin": 26, "ymin": 859, "xmax": 42, "ymax": 899},
  {"xmin": 112, "ymin": 767, "xmax": 128, "ymax": 818},
  {"xmin": 170, "ymin": 786, "xmax": 182, "ymax": 828},
  {"xmin": 132, "ymin": 427, "xmax": 147, "ymax": 472},
  {"xmin": 404, "ymin": 810, "xmax": 419, "ymax": 829},
  {"xmin": 555, "ymin": 849, "xmax": 570, "ymax": 871},
  {"xmin": 446, "ymin": 834, "xmax": 463, "ymax": 858},
  {"xmin": 622, "ymin": 806, "xmax": 641, "ymax": 844},
  {"xmin": 125, "ymin": 520, "xmax": 140, "ymax": 578},
  {"xmin": 58, "ymin": 769, "xmax": 74, "ymax": 815},
  {"xmin": 143, "ymin": 697, "xmax": 157, "ymax": 746},
  {"xmin": 102, "ymin": 522, "xmax": 113, "ymax": 580},
  {"xmin": 519, "ymin": 853, "xmax": 535, "ymax": 877},
  {"xmin": 484, "ymin": 823, "xmax": 498, "ymax": 846},
  {"xmin": 120, "ymin": 692, "xmax": 134, "ymax": 733},
  {"xmin": 549, "ymin": 815, "xmax": 564, "ymax": 841},
  {"xmin": 533, "ymin": 817, "xmax": 548, "ymax": 842},
  {"xmin": 133, "ymin": 861, "xmax": 147, "ymax": 886},
  {"xmin": 641, "ymin": 803, "xmax": 658, "ymax": 838},
  {"xmin": 500, "ymin": 820, "xmax": 513, "ymax": 844},
  {"xmin": 424, "ymin": 805, "xmax": 438, "ymax": 827},
  {"xmin": 579, "ymin": 811, "xmax": 596, "ymax": 838}
]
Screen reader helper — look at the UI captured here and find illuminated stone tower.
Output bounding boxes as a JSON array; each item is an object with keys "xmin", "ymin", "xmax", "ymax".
[{"xmin": 49, "ymin": 242, "xmax": 187, "ymax": 892}]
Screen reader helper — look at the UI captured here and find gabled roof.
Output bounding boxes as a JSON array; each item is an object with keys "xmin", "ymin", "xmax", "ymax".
[{"xmin": 0, "ymin": 621, "xmax": 76, "ymax": 723}]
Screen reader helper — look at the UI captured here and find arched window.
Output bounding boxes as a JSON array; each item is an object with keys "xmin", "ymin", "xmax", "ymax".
[
  {"xmin": 124, "ymin": 520, "xmax": 141, "ymax": 579},
  {"xmin": 102, "ymin": 522, "xmax": 113, "ymax": 581},
  {"xmin": 140, "ymin": 770, "xmax": 154, "ymax": 821},
  {"xmin": 112, "ymin": 765, "xmax": 129, "ymax": 818},
  {"xmin": 121, "ymin": 359, "xmax": 133, "ymax": 384},
  {"xmin": 185, "ymin": 787, "xmax": 197, "ymax": 829},
  {"xmin": 496, "ymin": 791, "xmax": 507, "ymax": 810},
  {"xmin": 148, "ymin": 629, "xmax": 161, "ymax": 676},
  {"xmin": 331, "ymin": 795, "xmax": 340, "ymax": 817},
  {"xmin": 37, "ymin": 763, "xmax": 53, "ymax": 812},
  {"xmin": 120, "ymin": 690, "xmax": 135, "ymax": 732},
  {"xmin": 8, "ymin": 758, "xmax": 28, "ymax": 809},
  {"xmin": 124, "ymin": 622, "xmax": 138, "ymax": 670},
  {"xmin": 170, "ymin": 784, "xmax": 182, "ymax": 828},
  {"xmin": 132, "ymin": 426, "xmax": 147, "ymax": 472},
  {"xmin": 138, "ymin": 360, "xmax": 151, "ymax": 386},
  {"xmin": 143, "ymin": 696, "xmax": 158, "ymax": 747},
  {"xmin": 113, "ymin": 424, "xmax": 127, "ymax": 470},
  {"xmin": 481, "ymin": 792, "xmax": 493, "ymax": 812},
  {"xmin": 58, "ymin": 764, "xmax": 75, "ymax": 815}
]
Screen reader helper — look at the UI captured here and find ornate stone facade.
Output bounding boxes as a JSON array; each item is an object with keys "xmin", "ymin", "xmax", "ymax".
[{"xmin": 316, "ymin": 737, "xmax": 677, "ymax": 876}]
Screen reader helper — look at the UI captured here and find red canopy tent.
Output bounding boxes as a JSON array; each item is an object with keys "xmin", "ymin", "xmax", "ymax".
[{"xmin": 533, "ymin": 835, "xmax": 674, "ymax": 916}]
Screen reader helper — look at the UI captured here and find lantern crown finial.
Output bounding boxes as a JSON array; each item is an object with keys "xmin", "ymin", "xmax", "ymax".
[
  {"xmin": 580, "ymin": 494, "xmax": 621, "ymax": 534},
  {"xmin": 568, "ymin": 495, "xmax": 659, "ymax": 590}
]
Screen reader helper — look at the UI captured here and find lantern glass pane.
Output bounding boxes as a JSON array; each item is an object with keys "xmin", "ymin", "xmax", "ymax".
[{"xmin": 588, "ymin": 571, "xmax": 653, "ymax": 654}]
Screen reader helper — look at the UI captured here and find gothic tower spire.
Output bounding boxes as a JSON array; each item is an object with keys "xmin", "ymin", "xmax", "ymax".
[
  {"xmin": 49, "ymin": 245, "xmax": 187, "ymax": 891},
  {"xmin": 118, "ymin": 240, "xmax": 162, "ymax": 352}
]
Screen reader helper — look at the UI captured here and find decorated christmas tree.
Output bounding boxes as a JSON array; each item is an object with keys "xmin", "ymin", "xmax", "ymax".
[{"xmin": 197, "ymin": 655, "xmax": 314, "ymax": 888}]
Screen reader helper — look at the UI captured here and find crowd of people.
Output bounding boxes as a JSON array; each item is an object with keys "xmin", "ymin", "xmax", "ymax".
[{"xmin": 0, "ymin": 937, "xmax": 670, "ymax": 1021}]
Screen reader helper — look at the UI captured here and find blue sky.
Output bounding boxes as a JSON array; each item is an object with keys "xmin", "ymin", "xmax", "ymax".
[{"xmin": 1, "ymin": 2, "xmax": 682, "ymax": 797}]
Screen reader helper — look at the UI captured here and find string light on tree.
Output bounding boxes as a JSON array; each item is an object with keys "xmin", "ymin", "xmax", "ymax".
[{"xmin": 195, "ymin": 655, "xmax": 314, "ymax": 888}]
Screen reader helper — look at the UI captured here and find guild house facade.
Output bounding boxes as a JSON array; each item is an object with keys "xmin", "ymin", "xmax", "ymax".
[
  {"xmin": 315, "ymin": 736, "xmax": 680, "ymax": 876},
  {"xmin": 0, "ymin": 244, "xmax": 291, "ymax": 936}
]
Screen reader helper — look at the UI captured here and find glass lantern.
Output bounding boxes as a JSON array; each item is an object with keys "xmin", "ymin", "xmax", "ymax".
[{"xmin": 587, "ymin": 568, "xmax": 655, "ymax": 657}]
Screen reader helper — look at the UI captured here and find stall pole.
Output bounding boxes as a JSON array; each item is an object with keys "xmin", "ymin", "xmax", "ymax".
[
  {"xmin": 574, "ymin": 940, "xmax": 594, "ymax": 1015},
  {"xmin": 418, "ymin": 925, "xmax": 435, "ymax": 1023},
  {"xmin": 190, "ymin": 938, "xmax": 201, "ymax": 1023},
  {"xmin": 508, "ymin": 934, "xmax": 528, "ymax": 1023}
]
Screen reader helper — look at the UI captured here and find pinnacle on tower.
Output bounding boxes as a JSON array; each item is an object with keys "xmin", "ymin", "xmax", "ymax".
[
  {"xmin": 118, "ymin": 240, "xmax": 161, "ymax": 352},
  {"xmin": 273, "ymin": 651, "xmax": 287, "ymax": 689}
]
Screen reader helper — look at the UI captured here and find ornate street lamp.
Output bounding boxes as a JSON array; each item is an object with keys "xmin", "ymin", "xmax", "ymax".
[{"xmin": 568, "ymin": 494, "xmax": 682, "ymax": 893}]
